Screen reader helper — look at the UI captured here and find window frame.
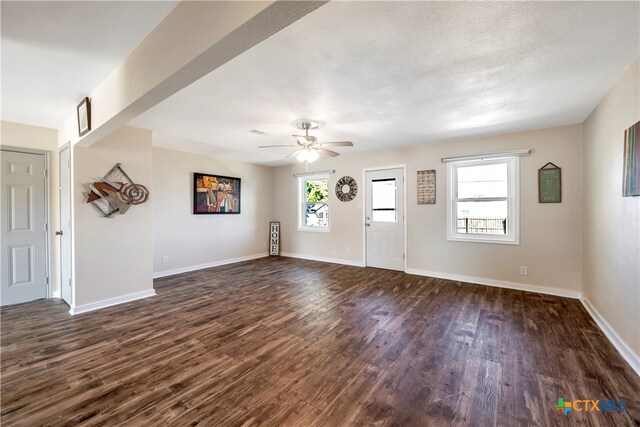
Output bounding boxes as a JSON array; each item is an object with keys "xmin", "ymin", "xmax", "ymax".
[
  {"xmin": 446, "ymin": 157, "xmax": 520, "ymax": 245},
  {"xmin": 298, "ymin": 173, "xmax": 330, "ymax": 233}
]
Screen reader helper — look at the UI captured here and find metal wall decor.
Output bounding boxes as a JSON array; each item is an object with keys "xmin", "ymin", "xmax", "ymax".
[
  {"xmin": 335, "ymin": 176, "xmax": 358, "ymax": 202},
  {"xmin": 417, "ymin": 170, "xmax": 436, "ymax": 204},
  {"xmin": 84, "ymin": 163, "xmax": 149, "ymax": 217}
]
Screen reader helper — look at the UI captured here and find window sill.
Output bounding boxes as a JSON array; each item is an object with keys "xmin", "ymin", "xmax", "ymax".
[
  {"xmin": 298, "ymin": 227, "xmax": 331, "ymax": 233},
  {"xmin": 447, "ymin": 235, "xmax": 519, "ymax": 245}
]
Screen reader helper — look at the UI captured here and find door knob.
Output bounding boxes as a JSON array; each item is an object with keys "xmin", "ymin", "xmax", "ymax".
[{"xmin": 55, "ymin": 230, "xmax": 63, "ymax": 236}]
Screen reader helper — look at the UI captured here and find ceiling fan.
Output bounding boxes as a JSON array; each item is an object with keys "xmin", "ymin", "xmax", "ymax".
[{"xmin": 259, "ymin": 120, "xmax": 353, "ymax": 165}]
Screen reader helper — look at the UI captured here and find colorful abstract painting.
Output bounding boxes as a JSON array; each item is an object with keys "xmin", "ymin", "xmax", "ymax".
[
  {"xmin": 193, "ymin": 173, "xmax": 241, "ymax": 214},
  {"xmin": 623, "ymin": 120, "xmax": 639, "ymax": 197}
]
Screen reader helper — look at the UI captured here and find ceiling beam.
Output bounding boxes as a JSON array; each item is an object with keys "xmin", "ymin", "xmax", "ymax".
[{"xmin": 59, "ymin": 0, "xmax": 328, "ymax": 147}]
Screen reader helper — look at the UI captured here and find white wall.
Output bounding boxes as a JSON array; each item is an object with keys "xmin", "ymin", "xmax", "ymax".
[
  {"xmin": 583, "ymin": 59, "xmax": 640, "ymax": 359},
  {"xmin": 152, "ymin": 145, "xmax": 272, "ymax": 276},
  {"xmin": 73, "ymin": 126, "xmax": 153, "ymax": 307},
  {"xmin": 273, "ymin": 125, "xmax": 584, "ymax": 294},
  {"xmin": 1, "ymin": 120, "xmax": 60, "ymax": 295}
]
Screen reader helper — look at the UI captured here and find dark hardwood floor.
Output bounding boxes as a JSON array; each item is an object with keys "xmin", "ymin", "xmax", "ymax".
[{"xmin": 1, "ymin": 257, "xmax": 638, "ymax": 426}]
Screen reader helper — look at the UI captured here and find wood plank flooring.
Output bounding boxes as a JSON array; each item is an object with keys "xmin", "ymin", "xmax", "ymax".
[{"xmin": 1, "ymin": 257, "xmax": 638, "ymax": 426}]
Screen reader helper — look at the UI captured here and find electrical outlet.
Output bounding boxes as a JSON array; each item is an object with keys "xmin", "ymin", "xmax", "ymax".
[
  {"xmin": 262, "ymin": 241, "xmax": 267, "ymax": 248},
  {"xmin": 346, "ymin": 248, "xmax": 350, "ymax": 255},
  {"xmin": 520, "ymin": 266, "xmax": 528, "ymax": 275},
  {"xmin": 162, "ymin": 256, "xmax": 168, "ymax": 264},
  {"xmin": 331, "ymin": 249, "xmax": 337, "ymax": 256}
]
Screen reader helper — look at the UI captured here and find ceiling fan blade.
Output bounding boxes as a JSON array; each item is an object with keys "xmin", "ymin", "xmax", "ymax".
[
  {"xmin": 287, "ymin": 149, "xmax": 303, "ymax": 158},
  {"xmin": 258, "ymin": 145, "xmax": 300, "ymax": 148},
  {"xmin": 318, "ymin": 141, "xmax": 353, "ymax": 147},
  {"xmin": 315, "ymin": 147, "xmax": 340, "ymax": 157}
]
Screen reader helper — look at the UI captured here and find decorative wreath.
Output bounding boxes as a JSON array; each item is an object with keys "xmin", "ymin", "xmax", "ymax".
[{"xmin": 335, "ymin": 176, "xmax": 358, "ymax": 202}]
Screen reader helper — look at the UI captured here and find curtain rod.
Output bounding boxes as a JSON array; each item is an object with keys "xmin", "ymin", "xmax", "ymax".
[
  {"xmin": 441, "ymin": 149, "xmax": 531, "ymax": 163},
  {"xmin": 293, "ymin": 169, "xmax": 335, "ymax": 178}
]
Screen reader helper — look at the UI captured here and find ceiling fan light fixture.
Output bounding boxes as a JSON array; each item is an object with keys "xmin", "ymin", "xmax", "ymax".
[
  {"xmin": 296, "ymin": 148, "xmax": 319, "ymax": 163},
  {"xmin": 296, "ymin": 149, "xmax": 309, "ymax": 162},
  {"xmin": 307, "ymin": 149, "xmax": 320, "ymax": 162}
]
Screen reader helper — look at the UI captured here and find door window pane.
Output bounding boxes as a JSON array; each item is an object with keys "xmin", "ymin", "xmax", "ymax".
[
  {"xmin": 372, "ymin": 179, "xmax": 396, "ymax": 209},
  {"xmin": 372, "ymin": 178, "xmax": 396, "ymax": 222},
  {"xmin": 372, "ymin": 210, "xmax": 396, "ymax": 222}
]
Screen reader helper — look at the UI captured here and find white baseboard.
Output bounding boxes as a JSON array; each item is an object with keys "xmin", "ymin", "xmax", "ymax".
[
  {"xmin": 280, "ymin": 252, "xmax": 365, "ymax": 267},
  {"xmin": 153, "ymin": 253, "xmax": 268, "ymax": 279},
  {"xmin": 580, "ymin": 297, "xmax": 640, "ymax": 377},
  {"xmin": 405, "ymin": 268, "xmax": 581, "ymax": 299},
  {"xmin": 69, "ymin": 289, "xmax": 156, "ymax": 315}
]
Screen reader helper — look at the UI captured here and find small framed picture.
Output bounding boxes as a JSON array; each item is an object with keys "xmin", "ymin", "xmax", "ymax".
[{"xmin": 77, "ymin": 97, "xmax": 91, "ymax": 136}]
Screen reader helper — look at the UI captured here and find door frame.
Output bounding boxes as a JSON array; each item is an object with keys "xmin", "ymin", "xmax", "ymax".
[
  {"xmin": 361, "ymin": 164, "xmax": 407, "ymax": 272},
  {"xmin": 1, "ymin": 146, "xmax": 52, "ymax": 298},
  {"xmin": 58, "ymin": 142, "xmax": 75, "ymax": 308}
]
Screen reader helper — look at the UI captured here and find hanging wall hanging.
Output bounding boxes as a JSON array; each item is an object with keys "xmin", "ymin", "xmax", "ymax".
[
  {"xmin": 538, "ymin": 162, "xmax": 562, "ymax": 203},
  {"xmin": 84, "ymin": 163, "xmax": 149, "ymax": 217},
  {"xmin": 417, "ymin": 170, "xmax": 436, "ymax": 204}
]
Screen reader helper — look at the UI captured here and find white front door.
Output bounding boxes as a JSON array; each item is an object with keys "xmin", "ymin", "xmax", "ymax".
[
  {"xmin": 59, "ymin": 146, "xmax": 72, "ymax": 306},
  {"xmin": 1, "ymin": 149, "xmax": 48, "ymax": 305},
  {"xmin": 365, "ymin": 168, "xmax": 405, "ymax": 271}
]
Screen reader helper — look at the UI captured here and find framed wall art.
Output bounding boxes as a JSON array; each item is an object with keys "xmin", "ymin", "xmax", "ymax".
[
  {"xmin": 77, "ymin": 97, "xmax": 91, "ymax": 136},
  {"xmin": 623, "ymin": 120, "xmax": 639, "ymax": 197},
  {"xmin": 193, "ymin": 173, "xmax": 241, "ymax": 214}
]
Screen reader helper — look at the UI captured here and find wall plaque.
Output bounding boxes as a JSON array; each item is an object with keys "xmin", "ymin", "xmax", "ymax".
[
  {"xmin": 417, "ymin": 170, "xmax": 436, "ymax": 204},
  {"xmin": 538, "ymin": 162, "xmax": 561, "ymax": 203},
  {"xmin": 269, "ymin": 221, "xmax": 280, "ymax": 256}
]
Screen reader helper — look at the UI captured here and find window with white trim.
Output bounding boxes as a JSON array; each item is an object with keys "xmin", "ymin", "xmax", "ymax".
[
  {"xmin": 298, "ymin": 174, "xmax": 330, "ymax": 232},
  {"xmin": 447, "ymin": 157, "xmax": 519, "ymax": 244}
]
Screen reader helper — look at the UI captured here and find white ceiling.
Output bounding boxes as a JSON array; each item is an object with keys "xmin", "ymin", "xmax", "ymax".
[
  {"xmin": 1, "ymin": 1, "xmax": 177, "ymax": 129},
  {"xmin": 131, "ymin": 1, "xmax": 639, "ymax": 166}
]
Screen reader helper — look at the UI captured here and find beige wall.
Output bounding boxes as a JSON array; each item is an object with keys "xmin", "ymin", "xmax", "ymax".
[
  {"xmin": 73, "ymin": 126, "xmax": 153, "ymax": 306},
  {"xmin": 1, "ymin": 120, "xmax": 60, "ymax": 295},
  {"xmin": 273, "ymin": 125, "xmax": 583, "ymax": 293},
  {"xmin": 583, "ymin": 59, "xmax": 640, "ymax": 358},
  {"xmin": 152, "ymin": 146, "xmax": 272, "ymax": 275}
]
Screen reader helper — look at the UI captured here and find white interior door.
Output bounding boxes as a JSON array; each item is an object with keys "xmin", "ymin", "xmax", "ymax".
[
  {"xmin": 59, "ymin": 146, "xmax": 72, "ymax": 306},
  {"xmin": 1, "ymin": 149, "xmax": 48, "ymax": 305},
  {"xmin": 365, "ymin": 168, "xmax": 405, "ymax": 271}
]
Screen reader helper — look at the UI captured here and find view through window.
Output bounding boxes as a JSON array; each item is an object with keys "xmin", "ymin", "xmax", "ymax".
[
  {"xmin": 447, "ymin": 157, "xmax": 519, "ymax": 244},
  {"xmin": 456, "ymin": 162, "xmax": 508, "ymax": 235},
  {"xmin": 300, "ymin": 176, "xmax": 329, "ymax": 229}
]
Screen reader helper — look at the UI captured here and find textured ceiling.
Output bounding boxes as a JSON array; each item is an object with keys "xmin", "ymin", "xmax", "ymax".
[
  {"xmin": 132, "ymin": 1, "xmax": 638, "ymax": 166},
  {"xmin": 1, "ymin": 1, "xmax": 177, "ymax": 128}
]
